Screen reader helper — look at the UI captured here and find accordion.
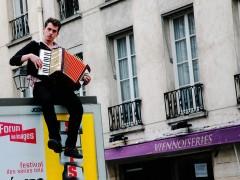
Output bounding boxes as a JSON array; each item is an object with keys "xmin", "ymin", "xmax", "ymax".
[{"xmin": 38, "ymin": 48, "xmax": 91, "ymax": 83}]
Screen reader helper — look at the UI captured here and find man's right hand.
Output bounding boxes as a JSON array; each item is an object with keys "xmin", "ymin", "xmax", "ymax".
[
  {"xmin": 30, "ymin": 54, "xmax": 43, "ymax": 69},
  {"xmin": 21, "ymin": 53, "xmax": 43, "ymax": 69}
]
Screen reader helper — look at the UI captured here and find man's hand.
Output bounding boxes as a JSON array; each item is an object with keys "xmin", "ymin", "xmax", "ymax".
[
  {"xmin": 82, "ymin": 74, "xmax": 91, "ymax": 85},
  {"xmin": 21, "ymin": 53, "xmax": 43, "ymax": 69},
  {"xmin": 29, "ymin": 54, "xmax": 43, "ymax": 69}
]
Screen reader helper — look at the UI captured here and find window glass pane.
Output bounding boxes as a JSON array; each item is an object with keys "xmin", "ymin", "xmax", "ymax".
[
  {"xmin": 133, "ymin": 78, "xmax": 139, "ymax": 98},
  {"xmin": 73, "ymin": 0, "xmax": 79, "ymax": 11},
  {"xmin": 176, "ymin": 40, "xmax": 187, "ymax": 63},
  {"xmin": 180, "ymin": 88, "xmax": 193, "ymax": 110},
  {"xmin": 76, "ymin": 52, "xmax": 83, "ymax": 59},
  {"xmin": 178, "ymin": 63, "xmax": 190, "ymax": 86},
  {"xmin": 119, "ymin": 59, "xmax": 129, "ymax": 80},
  {"xmin": 131, "ymin": 55, "xmax": 137, "ymax": 76},
  {"xmin": 117, "ymin": 38, "xmax": 127, "ymax": 59},
  {"xmin": 65, "ymin": 0, "xmax": 73, "ymax": 18},
  {"xmin": 25, "ymin": 0, "xmax": 28, "ymax": 12},
  {"xmin": 173, "ymin": 16, "xmax": 185, "ymax": 40},
  {"xmin": 59, "ymin": 0, "xmax": 79, "ymax": 20},
  {"xmin": 172, "ymin": 12, "xmax": 200, "ymax": 87},
  {"xmin": 188, "ymin": 13, "xmax": 195, "ymax": 35},
  {"xmin": 65, "ymin": 0, "xmax": 79, "ymax": 18},
  {"xmin": 20, "ymin": 0, "xmax": 24, "ymax": 14},
  {"xmin": 121, "ymin": 80, "xmax": 130, "ymax": 102},
  {"xmin": 193, "ymin": 60, "xmax": 199, "ymax": 82},
  {"xmin": 130, "ymin": 34, "xmax": 135, "ymax": 54},
  {"xmin": 190, "ymin": 36, "xmax": 198, "ymax": 59},
  {"xmin": 13, "ymin": 0, "xmax": 21, "ymax": 17},
  {"xmin": 13, "ymin": 0, "xmax": 27, "ymax": 17},
  {"xmin": 115, "ymin": 34, "xmax": 139, "ymax": 102}
]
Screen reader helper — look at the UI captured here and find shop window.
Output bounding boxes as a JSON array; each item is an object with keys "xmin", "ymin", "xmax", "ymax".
[{"xmin": 120, "ymin": 153, "xmax": 214, "ymax": 180}]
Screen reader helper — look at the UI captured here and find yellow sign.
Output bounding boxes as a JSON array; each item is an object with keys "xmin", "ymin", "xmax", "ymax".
[{"xmin": 44, "ymin": 113, "xmax": 98, "ymax": 180}]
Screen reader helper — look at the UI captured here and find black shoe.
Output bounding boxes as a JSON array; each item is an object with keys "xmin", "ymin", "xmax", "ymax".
[
  {"xmin": 64, "ymin": 147, "xmax": 83, "ymax": 159},
  {"xmin": 48, "ymin": 139, "xmax": 62, "ymax": 153}
]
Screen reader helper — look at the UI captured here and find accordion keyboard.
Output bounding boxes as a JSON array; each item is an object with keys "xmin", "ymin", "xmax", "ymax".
[{"xmin": 39, "ymin": 49, "xmax": 51, "ymax": 75}]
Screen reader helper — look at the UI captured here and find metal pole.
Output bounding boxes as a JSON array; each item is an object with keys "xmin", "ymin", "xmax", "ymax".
[
  {"xmin": 37, "ymin": 0, "xmax": 43, "ymax": 41},
  {"xmin": 233, "ymin": 144, "xmax": 240, "ymax": 172}
]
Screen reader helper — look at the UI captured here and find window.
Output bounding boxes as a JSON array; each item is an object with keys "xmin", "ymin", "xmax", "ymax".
[
  {"xmin": 170, "ymin": 11, "xmax": 199, "ymax": 88},
  {"xmin": 114, "ymin": 33, "xmax": 139, "ymax": 103},
  {"xmin": 10, "ymin": 0, "xmax": 29, "ymax": 40},
  {"xmin": 233, "ymin": 0, "xmax": 240, "ymax": 69},
  {"xmin": 233, "ymin": 0, "xmax": 240, "ymax": 104},
  {"xmin": 169, "ymin": 10, "xmax": 201, "ymax": 111},
  {"xmin": 12, "ymin": 0, "xmax": 28, "ymax": 17},
  {"xmin": 75, "ymin": 52, "xmax": 86, "ymax": 96},
  {"xmin": 58, "ymin": 0, "xmax": 79, "ymax": 20},
  {"xmin": 120, "ymin": 153, "xmax": 213, "ymax": 180}
]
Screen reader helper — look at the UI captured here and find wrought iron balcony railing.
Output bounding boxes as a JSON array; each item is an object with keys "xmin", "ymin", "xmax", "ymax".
[
  {"xmin": 164, "ymin": 84, "xmax": 205, "ymax": 119},
  {"xmin": 9, "ymin": 13, "xmax": 29, "ymax": 41},
  {"xmin": 108, "ymin": 99, "xmax": 142, "ymax": 131},
  {"xmin": 58, "ymin": 0, "xmax": 80, "ymax": 20},
  {"xmin": 234, "ymin": 74, "xmax": 240, "ymax": 104}
]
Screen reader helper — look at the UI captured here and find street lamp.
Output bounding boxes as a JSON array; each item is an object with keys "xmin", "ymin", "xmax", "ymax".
[{"xmin": 12, "ymin": 66, "xmax": 30, "ymax": 92}]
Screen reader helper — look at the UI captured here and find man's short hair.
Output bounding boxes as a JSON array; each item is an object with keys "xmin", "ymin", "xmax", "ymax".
[{"xmin": 44, "ymin": 17, "xmax": 61, "ymax": 32}]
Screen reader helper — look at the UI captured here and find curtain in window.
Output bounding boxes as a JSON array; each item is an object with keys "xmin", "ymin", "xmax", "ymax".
[
  {"xmin": 13, "ymin": 0, "xmax": 27, "ymax": 17},
  {"xmin": 117, "ymin": 38, "xmax": 130, "ymax": 102},
  {"xmin": 173, "ymin": 13, "xmax": 199, "ymax": 87},
  {"xmin": 172, "ymin": 12, "xmax": 200, "ymax": 110},
  {"xmin": 59, "ymin": 0, "xmax": 79, "ymax": 20},
  {"xmin": 174, "ymin": 16, "xmax": 190, "ymax": 87},
  {"xmin": 188, "ymin": 13, "xmax": 199, "ymax": 83},
  {"xmin": 116, "ymin": 35, "xmax": 139, "ymax": 102},
  {"xmin": 130, "ymin": 35, "xmax": 139, "ymax": 98}
]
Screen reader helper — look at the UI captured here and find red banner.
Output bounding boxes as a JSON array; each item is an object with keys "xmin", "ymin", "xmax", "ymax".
[
  {"xmin": 0, "ymin": 122, "xmax": 36, "ymax": 144},
  {"xmin": 0, "ymin": 122, "xmax": 22, "ymax": 136},
  {"xmin": 10, "ymin": 128, "xmax": 36, "ymax": 144}
]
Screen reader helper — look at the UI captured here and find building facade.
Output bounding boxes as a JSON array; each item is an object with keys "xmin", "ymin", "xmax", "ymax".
[{"xmin": 1, "ymin": 0, "xmax": 240, "ymax": 179}]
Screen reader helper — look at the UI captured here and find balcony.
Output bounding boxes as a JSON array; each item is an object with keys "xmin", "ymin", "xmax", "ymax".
[
  {"xmin": 164, "ymin": 83, "xmax": 206, "ymax": 121},
  {"xmin": 234, "ymin": 74, "xmax": 240, "ymax": 104},
  {"xmin": 108, "ymin": 99, "xmax": 143, "ymax": 132},
  {"xmin": 9, "ymin": 13, "xmax": 29, "ymax": 41}
]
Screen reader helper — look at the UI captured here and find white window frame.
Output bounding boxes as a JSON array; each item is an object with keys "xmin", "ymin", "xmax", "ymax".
[{"xmin": 113, "ymin": 33, "xmax": 138, "ymax": 103}]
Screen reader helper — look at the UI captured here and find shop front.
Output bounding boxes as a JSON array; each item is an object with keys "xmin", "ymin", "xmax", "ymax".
[
  {"xmin": 119, "ymin": 152, "xmax": 214, "ymax": 180},
  {"xmin": 105, "ymin": 125, "xmax": 240, "ymax": 180}
]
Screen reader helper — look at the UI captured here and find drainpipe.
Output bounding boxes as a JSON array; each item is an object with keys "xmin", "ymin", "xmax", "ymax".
[
  {"xmin": 232, "ymin": 2, "xmax": 240, "ymax": 72},
  {"xmin": 37, "ymin": 0, "xmax": 43, "ymax": 41},
  {"xmin": 233, "ymin": 144, "xmax": 240, "ymax": 172}
]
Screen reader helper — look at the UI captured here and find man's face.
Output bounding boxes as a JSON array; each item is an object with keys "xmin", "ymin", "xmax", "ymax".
[{"xmin": 43, "ymin": 22, "xmax": 59, "ymax": 43}]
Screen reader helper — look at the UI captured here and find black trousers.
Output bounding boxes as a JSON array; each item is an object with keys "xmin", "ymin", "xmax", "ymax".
[{"xmin": 33, "ymin": 80, "xmax": 83, "ymax": 148}]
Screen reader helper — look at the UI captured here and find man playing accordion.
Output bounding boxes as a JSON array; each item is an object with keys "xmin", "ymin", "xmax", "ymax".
[{"xmin": 9, "ymin": 17, "xmax": 91, "ymax": 159}]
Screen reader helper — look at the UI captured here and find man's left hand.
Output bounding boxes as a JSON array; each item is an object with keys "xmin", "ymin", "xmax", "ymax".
[{"xmin": 82, "ymin": 74, "xmax": 91, "ymax": 85}]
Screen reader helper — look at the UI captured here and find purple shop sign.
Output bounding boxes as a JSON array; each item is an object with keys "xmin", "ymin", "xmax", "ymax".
[{"xmin": 105, "ymin": 125, "xmax": 240, "ymax": 161}]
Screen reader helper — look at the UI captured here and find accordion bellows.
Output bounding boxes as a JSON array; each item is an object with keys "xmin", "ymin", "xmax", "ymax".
[{"xmin": 38, "ymin": 48, "xmax": 90, "ymax": 83}]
